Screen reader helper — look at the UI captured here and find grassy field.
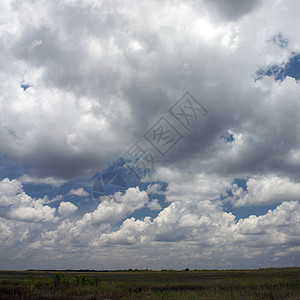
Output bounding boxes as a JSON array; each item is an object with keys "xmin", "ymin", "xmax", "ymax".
[{"xmin": 0, "ymin": 268, "xmax": 299, "ymax": 299}]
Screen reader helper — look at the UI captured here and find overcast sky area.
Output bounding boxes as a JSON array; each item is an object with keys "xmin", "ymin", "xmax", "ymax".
[{"xmin": 0, "ymin": 0, "xmax": 300, "ymax": 270}]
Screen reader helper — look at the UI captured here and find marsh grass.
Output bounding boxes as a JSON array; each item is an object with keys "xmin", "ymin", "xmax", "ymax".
[{"xmin": 0, "ymin": 268, "xmax": 299, "ymax": 299}]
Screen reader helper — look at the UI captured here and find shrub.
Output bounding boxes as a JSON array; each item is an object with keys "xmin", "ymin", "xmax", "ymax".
[{"xmin": 52, "ymin": 273, "xmax": 67, "ymax": 286}]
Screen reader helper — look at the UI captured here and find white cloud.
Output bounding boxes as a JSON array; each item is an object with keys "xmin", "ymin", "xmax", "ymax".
[
  {"xmin": 99, "ymin": 217, "xmax": 152, "ymax": 245},
  {"xmin": 148, "ymin": 169, "xmax": 232, "ymax": 202},
  {"xmin": 235, "ymin": 201, "xmax": 300, "ymax": 249},
  {"xmin": 43, "ymin": 194, "xmax": 63, "ymax": 204},
  {"xmin": 0, "ymin": 178, "xmax": 23, "ymax": 206},
  {"xmin": 19, "ymin": 174, "xmax": 66, "ymax": 187},
  {"xmin": 87, "ymin": 187, "xmax": 148, "ymax": 224},
  {"xmin": 274, "ymin": 246, "xmax": 300, "ymax": 258},
  {"xmin": 145, "ymin": 183, "xmax": 165, "ymax": 195},
  {"xmin": 147, "ymin": 199, "xmax": 162, "ymax": 211},
  {"xmin": 58, "ymin": 201, "xmax": 78, "ymax": 217},
  {"xmin": 230, "ymin": 176, "xmax": 300, "ymax": 207},
  {"xmin": 0, "ymin": 178, "xmax": 57, "ymax": 223},
  {"xmin": 0, "ymin": 193, "xmax": 299, "ymax": 270},
  {"xmin": 8, "ymin": 204, "xmax": 57, "ymax": 223},
  {"xmin": 68, "ymin": 188, "xmax": 89, "ymax": 197}
]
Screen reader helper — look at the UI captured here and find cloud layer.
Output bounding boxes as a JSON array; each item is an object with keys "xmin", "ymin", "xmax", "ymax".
[{"xmin": 0, "ymin": 0, "xmax": 299, "ymax": 269}]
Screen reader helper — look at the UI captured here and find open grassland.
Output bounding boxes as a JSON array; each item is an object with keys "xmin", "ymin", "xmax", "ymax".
[{"xmin": 0, "ymin": 267, "xmax": 299, "ymax": 299}]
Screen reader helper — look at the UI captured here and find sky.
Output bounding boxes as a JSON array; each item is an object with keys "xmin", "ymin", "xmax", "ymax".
[{"xmin": 0, "ymin": 0, "xmax": 300, "ymax": 270}]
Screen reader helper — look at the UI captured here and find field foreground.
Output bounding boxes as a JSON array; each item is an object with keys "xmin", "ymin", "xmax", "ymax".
[{"xmin": 0, "ymin": 268, "xmax": 299, "ymax": 299}]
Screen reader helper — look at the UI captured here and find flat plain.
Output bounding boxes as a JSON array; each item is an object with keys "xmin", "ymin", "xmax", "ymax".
[{"xmin": 0, "ymin": 267, "xmax": 299, "ymax": 299}]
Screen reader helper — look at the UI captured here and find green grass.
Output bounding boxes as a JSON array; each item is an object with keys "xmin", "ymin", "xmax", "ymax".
[{"xmin": 0, "ymin": 268, "xmax": 299, "ymax": 299}]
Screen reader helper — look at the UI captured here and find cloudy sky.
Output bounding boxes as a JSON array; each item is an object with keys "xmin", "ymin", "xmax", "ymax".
[{"xmin": 0, "ymin": 0, "xmax": 300, "ymax": 270}]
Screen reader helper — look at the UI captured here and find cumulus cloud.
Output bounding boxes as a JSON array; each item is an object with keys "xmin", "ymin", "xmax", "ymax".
[
  {"xmin": 58, "ymin": 201, "xmax": 78, "ymax": 217},
  {"xmin": 147, "ymin": 199, "xmax": 162, "ymax": 210},
  {"xmin": 147, "ymin": 169, "xmax": 232, "ymax": 202},
  {"xmin": 235, "ymin": 201, "xmax": 300, "ymax": 248},
  {"xmin": 0, "ymin": 193, "xmax": 299, "ymax": 269},
  {"xmin": 0, "ymin": 178, "xmax": 57, "ymax": 222},
  {"xmin": 99, "ymin": 217, "xmax": 152, "ymax": 245},
  {"xmin": 230, "ymin": 176, "xmax": 300, "ymax": 207},
  {"xmin": 67, "ymin": 188, "xmax": 89, "ymax": 197},
  {"xmin": 0, "ymin": 178, "xmax": 23, "ymax": 206},
  {"xmin": 87, "ymin": 187, "xmax": 148, "ymax": 224},
  {"xmin": 145, "ymin": 184, "xmax": 165, "ymax": 195},
  {"xmin": 8, "ymin": 204, "xmax": 57, "ymax": 223}
]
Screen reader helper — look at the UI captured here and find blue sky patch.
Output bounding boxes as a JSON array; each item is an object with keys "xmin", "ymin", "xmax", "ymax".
[
  {"xmin": 21, "ymin": 84, "xmax": 31, "ymax": 91},
  {"xmin": 221, "ymin": 133, "xmax": 235, "ymax": 143},
  {"xmin": 256, "ymin": 52, "xmax": 300, "ymax": 81},
  {"xmin": 224, "ymin": 202, "xmax": 279, "ymax": 220},
  {"xmin": 271, "ymin": 33, "xmax": 288, "ymax": 49}
]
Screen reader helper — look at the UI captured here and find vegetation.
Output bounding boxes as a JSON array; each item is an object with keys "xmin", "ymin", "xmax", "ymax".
[{"xmin": 0, "ymin": 267, "xmax": 299, "ymax": 299}]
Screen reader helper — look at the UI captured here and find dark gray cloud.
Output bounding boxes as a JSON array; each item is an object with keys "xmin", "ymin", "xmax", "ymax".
[
  {"xmin": 208, "ymin": 0, "xmax": 263, "ymax": 21},
  {"xmin": 0, "ymin": 0, "xmax": 299, "ymax": 183}
]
